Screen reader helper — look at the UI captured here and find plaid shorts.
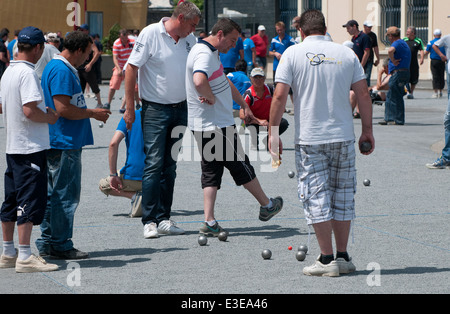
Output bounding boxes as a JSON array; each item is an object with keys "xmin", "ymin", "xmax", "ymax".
[{"xmin": 295, "ymin": 140, "xmax": 356, "ymax": 225}]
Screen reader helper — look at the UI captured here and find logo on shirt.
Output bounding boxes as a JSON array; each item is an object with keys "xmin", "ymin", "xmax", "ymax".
[
  {"xmin": 134, "ymin": 41, "xmax": 144, "ymax": 53},
  {"xmin": 307, "ymin": 53, "xmax": 326, "ymax": 66},
  {"xmin": 186, "ymin": 41, "xmax": 192, "ymax": 53}
]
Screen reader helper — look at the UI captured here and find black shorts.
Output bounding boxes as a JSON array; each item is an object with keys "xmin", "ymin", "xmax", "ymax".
[
  {"xmin": 409, "ymin": 64, "xmax": 419, "ymax": 85},
  {"xmin": 0, "ymin": 151, "xmax": 48, "ymax": 225},
  {"xmin": 193, "ymin": 126, "xmax": 256, "ymax": 189}
]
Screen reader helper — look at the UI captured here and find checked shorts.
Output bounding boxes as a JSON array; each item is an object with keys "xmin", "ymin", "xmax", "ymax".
[{"xmin": 295, "ymin": 140, "xmax": 356, "ymax": 225}]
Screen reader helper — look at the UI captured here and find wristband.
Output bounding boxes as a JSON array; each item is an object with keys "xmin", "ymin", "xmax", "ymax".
[{"xmin": 109, "ymin": 173, "xmax": 119, "ymax": 177}]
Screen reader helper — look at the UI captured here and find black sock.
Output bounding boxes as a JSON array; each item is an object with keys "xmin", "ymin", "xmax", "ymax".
[
  {"xmin": 336, "ymin": 251, "xmax": 349, "ymax": 262},
  {"xmin": 319, "ymin": 254, "xmax": 334, "ymax": 265}
]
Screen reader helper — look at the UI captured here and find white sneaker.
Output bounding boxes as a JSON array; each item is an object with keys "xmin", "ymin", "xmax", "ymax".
[
  {"xmin": 157, "ymin": 219, "xmax": 185, "ymax": 235},
  {"xmin": 335, "ymin": 257, "xmax": 356, "ymax": 274},
  {"xmin": 303, "ymin": 256, "xmax": 339, "ymax": 277},
  {"xmin": 143, "ymin": 222, "xmax": 159, "ymax": 239},
  {"xmin": 431, "ymin": 93, "xmax": 439, "ymax": 99},
  {"xmin": 15, "ymin": 254, "xmax": 59, "ymax": 273}
]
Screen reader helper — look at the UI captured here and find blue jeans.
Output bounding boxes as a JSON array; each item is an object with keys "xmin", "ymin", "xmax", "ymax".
[
  {"xmin": 141, "ymin": 100, "xmax": 187, "ymax": 225},
  {"xmin": 385, "ymin": 70, "xmax": 410, "ymax": 125},
  {"xmin": 364, "ymin": 59, "xmax": 374, "ymax": 87},
  {"xmin": 35, "ymin": 149, "xmax": 82, "ymax": 253}
]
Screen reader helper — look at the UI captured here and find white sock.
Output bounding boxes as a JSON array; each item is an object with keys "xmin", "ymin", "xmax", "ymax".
[
  {"xmin": 18, "ymin": 245, "xmax": 31, "ymax": 261},
  {"xmin": 206, "ymin": 220, "xmax": 217, "ymax": 227},
  {"xmin": 262, "ymin": 199, "xmax": 273, "ymax": 209},
  {"xmin": 2, "ymin": 240, "xmax": 16, "ymax": 257}
]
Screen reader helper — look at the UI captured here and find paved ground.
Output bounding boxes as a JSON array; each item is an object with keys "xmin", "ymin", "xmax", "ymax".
[{"xmin": 0, "ymin": 83, "xmax": 449, "ymax": 297}]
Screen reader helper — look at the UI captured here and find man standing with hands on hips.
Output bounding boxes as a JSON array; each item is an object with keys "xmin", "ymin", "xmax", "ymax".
[{"xmin": 123, "ymin": 1, "xmax": 201, "ymax": 239}]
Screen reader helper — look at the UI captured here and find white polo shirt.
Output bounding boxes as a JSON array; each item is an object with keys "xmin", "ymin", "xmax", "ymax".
[
  {"xmin": 435, "ymin": 35, "xmax": 450, "ymax": 73},
  {"xmin": 275, "ymin": 35, "xmax": 366, "ymax": 145},
  {"xmin": 127, "ymin": 17, "xmax": 197, "ymax": 104},
  {"xmin": 186, "ymin": 39, "xmax": 235, "ymax": 131},
  {"xmin": 1, "ymin": 60, "xmax": 50, "ymax": 154}
]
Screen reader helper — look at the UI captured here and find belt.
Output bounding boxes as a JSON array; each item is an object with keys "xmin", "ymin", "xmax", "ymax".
[
  {"xmin": 391, "ymin": 68, "xmax": 408, "ymax": 73},
  {"xmin": 142, "ymin": 99, "xmax": 186, "ymax": 108}
]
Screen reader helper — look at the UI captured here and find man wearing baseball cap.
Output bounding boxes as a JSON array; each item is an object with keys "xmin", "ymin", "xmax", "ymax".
[
  {"xmin": 0, "ymin": 26, "xmax": 60, "ymax": 272},
  {"xmin": 425, "ymin": 29, "xmax": 446, "ymax": 98},
  {"xmin": 363, "ymin": 20, "xmax": 380, "ymax": 87},
  {"xmin": 251, "ymin": 25, "xmax": 269, "ymax": 70},
  {"xmin": 343, "ymin": 20, "xmax": 371, "ymax": 70}
]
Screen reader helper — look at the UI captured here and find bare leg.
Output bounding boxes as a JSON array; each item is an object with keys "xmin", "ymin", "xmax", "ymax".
[
  {"xmin": 203, "ymin": 186, "xmax": 218, "ymax": 221},
  {"xmin": 243, "ymin": 178, "xmax": 270, "ymax": 206}
]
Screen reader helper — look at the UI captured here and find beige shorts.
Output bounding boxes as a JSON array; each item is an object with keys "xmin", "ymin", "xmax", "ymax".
[{"xmin": 99, "ymin": 174, "xmax": 142, "ymax": 217}]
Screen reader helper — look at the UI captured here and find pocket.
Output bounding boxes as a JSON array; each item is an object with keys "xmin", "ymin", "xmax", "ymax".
[{"xmin": 298, "ymin": 176, "xmax": 310, "ymax": 203}]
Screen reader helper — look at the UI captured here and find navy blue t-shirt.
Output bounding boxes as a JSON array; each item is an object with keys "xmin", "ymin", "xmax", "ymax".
[{"xmin": 351, "ymin": 31, "xmax": 371, "ymax": 62}]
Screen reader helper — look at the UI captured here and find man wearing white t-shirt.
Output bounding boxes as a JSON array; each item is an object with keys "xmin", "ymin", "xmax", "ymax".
[
  {"xmin": 269, "ymin": 10, "xmax": 374, "ymax": 277},
  {"xmin": 186, "ymin": 18, "xmax": 283, "ymax": 236},
  {"xmin": 124, "ymin": 1, "xmax": 201, "ymax": 239},
  {"xmin": 0, "ymin": 27, "xmax": 59, "ymax": 273}
]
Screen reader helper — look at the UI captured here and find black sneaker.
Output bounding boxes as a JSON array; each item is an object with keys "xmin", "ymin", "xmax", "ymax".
[
  {"xmin": 259, "ymin": 197, "xmax": 283, "ymax": 222},
  {"xmin": 50, "ymin": 248, "xmax": 89, "ymax": 260}
]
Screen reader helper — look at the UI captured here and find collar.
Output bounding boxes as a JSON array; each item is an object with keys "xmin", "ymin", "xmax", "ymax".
[
  {"xmin": 10, "ymin": 60, "xmax": 36, "ymax": 69},
  {"xmin": 54, "ymin": 55, "xmax": 78, "ymax": 76},
  {"xmin": 250, "ymin": 84, "xmax": 270, "ymax": 98},
  {"xmin": 198, "ymin": 38, "xmax": 217, "ymax": 52},
  {"xmin": 302, "ymin": 35, "xmax": 328, "ymax": 43},
  {"xmin": 353, "ymin": 31, "xmax": 363, "ymax": 40}
]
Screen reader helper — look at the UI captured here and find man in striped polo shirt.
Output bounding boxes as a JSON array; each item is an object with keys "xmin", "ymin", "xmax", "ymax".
[{"xmin": 104, "ymin": 29, "xmax": 135, "ymax": 110}]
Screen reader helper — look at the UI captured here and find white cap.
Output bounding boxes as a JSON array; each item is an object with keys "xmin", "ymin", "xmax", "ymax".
[
  {"xmin": 434, "ymin": 29, "xmax": 442, "ymax": 36},
  {"xmin": 250, "ymin": 67, "xmax": 265, "ymax": 77},
  {"xmin": 363, "ymin": 20, "xmax": 373, "ymax": 27},
  {"xmin": 258, "ymin": 25, "xmax": 266, "ymax": 31}
]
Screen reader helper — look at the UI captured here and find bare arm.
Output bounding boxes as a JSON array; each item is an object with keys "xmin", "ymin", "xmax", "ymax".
[
  {"xmin": 351, "ymin": 79, "xmax": 375, "ymax": 155},
  {"xmin": 108, "ymin": 131, "xmax": 125, "ymax": 192},
  {"xmin": 53, "ymin": 95, "xmax": 110, "ymax": 122},
  {"xmin": 124, "ymin": 63, "xmax": 139, "ymax": 129},
  {"xmin": 268, "ymin": 82, "xmax": 290, "ymax": 160},
  {"xmin": 23, "ymin": 101, "xmax": 60, "ymax": 124}
]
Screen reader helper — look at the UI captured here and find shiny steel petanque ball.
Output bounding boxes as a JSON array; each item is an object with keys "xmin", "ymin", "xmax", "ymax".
[
  {"xmin": 98, "ymin": 122, "xmax": 104, "ymax": 128},
  {"xmin": 296, "ymin": 251, "xmax": 306, "ymax": 261},
  {"xmin": 288, "ymin": 171, "xmax": 295, "ymax": 179},
  {"xmin": 360, "ymin": 141, "xmax": 372, "ymax": 153},
  {"xmin": 218, "ymin": 232, "xmax": 228, "ymax": 242},
  {"xmin": 363, "ymin": 179, "xmax": 371, "ymax": 186},
  {"xmin": 298, "ymin": 245, "xmax": 308, "ymax": 254},
  {"xmin": 198, "ymin": 235, "xmax": 207, "ymax": 246},
  {"xmin": 261, "ymin": 249, "xmax": 272, "ymax": 260}
]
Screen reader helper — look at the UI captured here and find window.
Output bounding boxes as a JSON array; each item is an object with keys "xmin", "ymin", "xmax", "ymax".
[
  {"xmin": 406, "ymin": 0, "xmax": 428, "ymax": 44},
  {"xmin": 279, "ymin": 0, "xmax": 298, "ymax": 38},
  {"xmin": 379, "ymin": 0, "xmax": 401, "ymax": 46},
  {"xmin": 87, "ymin": 11, "xmax": 103, "ymax": 39},
  {"xmin": 302, "ymin": 0, "xmax": 322, "ymax": 11}
]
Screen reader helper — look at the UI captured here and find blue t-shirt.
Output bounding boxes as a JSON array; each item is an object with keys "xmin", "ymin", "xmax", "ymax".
[
  {"xmin": 269, "ymin": 34, "xmax": 296, "ymax": 71},
  {"xmin": 220, "ymin": 37, "xmax": 244, "ymax": 69},
  {"xmin": 427, "ymin": 38, "xmax": 446, "ymax": 61},
  {"xmin": 227, "ymin": 71, "xmax": 251, "ymax": 110},
  {"xmin": 41, "ymin": 56, "xmax": 94, "ymax": 150},
  {"xmin": 388, "ymin": 39, "xmax": 412, "ymax": 74},
  {"xmin": 117, "ymin": 109, "xmax": 145, "ymax": 181},
  {"xmin": 243, "ymin": 38, "xmax": 255, "ymax": 67}
]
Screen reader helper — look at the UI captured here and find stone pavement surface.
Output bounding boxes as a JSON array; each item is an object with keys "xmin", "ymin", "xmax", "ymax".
[{"xmin": 0, "ymin": 84, "xmax": 449, "ymax": 295}]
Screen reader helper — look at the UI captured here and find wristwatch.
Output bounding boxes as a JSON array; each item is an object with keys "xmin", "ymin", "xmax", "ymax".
[{"xmin": 109, "ymin": 173, "xmax": 119, "ymax": 177}]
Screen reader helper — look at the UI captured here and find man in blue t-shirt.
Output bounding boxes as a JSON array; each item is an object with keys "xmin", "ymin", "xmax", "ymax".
[
  {"xmin": 426, "ymin": 29, "xmax": 447, "ymax": 98},
  {"xmin": 99, "ymin": 109, "xmax": 145, "ymax": 217},
  {"xmin": 220, "ymin": 36, "xmax": 244, "ymax": 74},
  {"xmin": 242, "ymin": 33, "xmax": 256, "ymax": 77},
  {"xmin": 269, "ymin": 21, "xmax": 296, "ymax": 79},
  {"xmin": 36, "ymin": 31, "xmax": 111, "ymax": 260},
  {"xmin": 379, "ymin": 27, "xmax": 411, "ymax": 126},
  {"xmin": 227, "ymin": 60, "xmax": 251, "ymax": 112}
]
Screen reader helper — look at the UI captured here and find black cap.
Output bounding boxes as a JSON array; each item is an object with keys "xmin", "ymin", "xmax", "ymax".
[{"xmin": 343, "ymin": 20, "xmax": 359, "ymax": 28}]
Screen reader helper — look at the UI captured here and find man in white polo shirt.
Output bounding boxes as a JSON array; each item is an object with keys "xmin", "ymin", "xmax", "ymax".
[
  {"xmin": 186, "ymin": 18, "xmax": 283, "ymax": 236},
  {"xmin": 269, "ymin": 10, "xmax": 374, "ymax": 277},
  {"xmin": 123, "ymin": 1, "xmax": 201, "ymax": 239}
]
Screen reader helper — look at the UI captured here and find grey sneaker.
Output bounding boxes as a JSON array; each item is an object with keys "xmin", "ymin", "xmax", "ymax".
[
  {"xmin": 15, "ymin": 254, "xmax": 59, "ymax": 273},
  {"xmin": 157, "ymin": 219, "xmax": 185, "ymax": 235},
  {"xmin": 336, "ymin": 257, "xmax": 356, "ymax": 274},
  {"xmin": 199, "ymin": 222, "xmax": 228, "ymax": 237},
  {"xmin": 259, "ymin": 196, "xmax": 283, "ymax": 222},
  {"xmin": 426, "ymin": 156, "xmax": 450, "ymax": 169},
  {"xmin": 102, "ymin": 103, "xmax": 110, "ymax": 110},
  {"xmin": 303, "ymin": 256, "xmax": 340, "ymax": 277}
]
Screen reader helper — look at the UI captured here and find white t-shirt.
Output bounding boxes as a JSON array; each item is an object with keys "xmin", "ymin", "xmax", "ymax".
[
  {"xmin": 275, "ymin": 35, "xmax": 366, "ymax": 145},
  {"xmin": 1, "ymin": 60, "xmax": 50, "ymax": 154},
  {"xmin": 127, "ymin": 17, "xmax": 197, "ymax": 104},
  {"xmin": 434, "ymin": 35, "xmax": 450, "ymax": 73},
  {"xmin": 186, "ymin": 39, "xmax": 235, "ymax": 131}
]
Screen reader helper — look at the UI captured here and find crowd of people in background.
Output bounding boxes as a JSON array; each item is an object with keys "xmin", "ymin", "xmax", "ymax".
[{"xmin": 0, "ymin": 0, "xmax": 449, "ymax": 278}]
